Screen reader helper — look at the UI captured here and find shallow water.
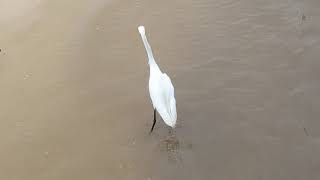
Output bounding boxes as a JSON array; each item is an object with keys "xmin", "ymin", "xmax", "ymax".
[{"xmin": 1, "ymin": 0, "xmax": 320, "ymax": 179}]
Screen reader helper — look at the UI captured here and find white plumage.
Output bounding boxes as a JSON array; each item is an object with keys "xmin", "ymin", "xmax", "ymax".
[{"xmin": 138, "ymin": 25, "xmax": 177, "ymax": 130}]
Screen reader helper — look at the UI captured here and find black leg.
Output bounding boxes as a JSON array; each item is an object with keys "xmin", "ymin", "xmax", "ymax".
[{"xmin": 150, "ymin": 109, "xmax": 157, "ymax": 133}]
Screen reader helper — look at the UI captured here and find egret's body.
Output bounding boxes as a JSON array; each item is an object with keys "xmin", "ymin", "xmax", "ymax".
[{"xmin": 138, "ymin": 26, "xmax": 177, "ymax": 132}]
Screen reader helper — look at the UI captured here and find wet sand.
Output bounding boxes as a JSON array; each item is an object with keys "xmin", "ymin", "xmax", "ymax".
[{"xmin": 1, "ymin": 0, "xmax": 320, "ymax": 179}]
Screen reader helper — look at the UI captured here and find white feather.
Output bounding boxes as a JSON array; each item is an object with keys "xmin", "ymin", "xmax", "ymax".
[{"xmin": 138, "ymin": 25, "xmax": 177, "ymax": 128}]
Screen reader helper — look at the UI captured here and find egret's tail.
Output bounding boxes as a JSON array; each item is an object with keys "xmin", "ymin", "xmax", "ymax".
[
  {"xmin": 137, "ymin": 25, "xmax": 156, "ymax": 65},
  {"xmin": 156, "ymin": 97, "xmax": 177, "ymax": 128},
  {"xmin": 157, "ymin": 103, "xmax": 177, "ymax": 128}
]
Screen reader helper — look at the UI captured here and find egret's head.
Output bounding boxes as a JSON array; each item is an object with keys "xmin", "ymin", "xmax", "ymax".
[{"xmin": 138, "ymin": 26, "xmax": 145, "ymax": 35}]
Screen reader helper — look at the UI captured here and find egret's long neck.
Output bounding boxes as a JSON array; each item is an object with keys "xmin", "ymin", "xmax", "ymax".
[{"xmin": 139, "ymin": 32, "xmax": 157, "ymax": 66}]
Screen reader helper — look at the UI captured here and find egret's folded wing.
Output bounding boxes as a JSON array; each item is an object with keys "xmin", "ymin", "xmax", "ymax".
[{"xmin": 156, "ymin": 73, "xmax": 177, "ymax": 127}]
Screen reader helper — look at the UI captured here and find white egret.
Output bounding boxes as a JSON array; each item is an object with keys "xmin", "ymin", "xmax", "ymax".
[{"xmin": 138, "ymin": 25, "xmax": 177, "ymax": 133}]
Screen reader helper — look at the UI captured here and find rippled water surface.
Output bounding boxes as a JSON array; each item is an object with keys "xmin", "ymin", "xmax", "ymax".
[{"xmin": 1, "ymin": 0, "xmax": 320, "ymax": 179}]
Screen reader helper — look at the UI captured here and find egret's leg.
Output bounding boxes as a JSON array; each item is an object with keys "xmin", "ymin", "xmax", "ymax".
[{"xmin": 150, "ymin": 109, "xmax": 156, "ymax": 133}]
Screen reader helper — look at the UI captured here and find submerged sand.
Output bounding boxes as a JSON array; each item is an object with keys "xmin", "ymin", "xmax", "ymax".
[{"xmin": 1, "ymin": 0, "xmax": 320, "ymax": 179}]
